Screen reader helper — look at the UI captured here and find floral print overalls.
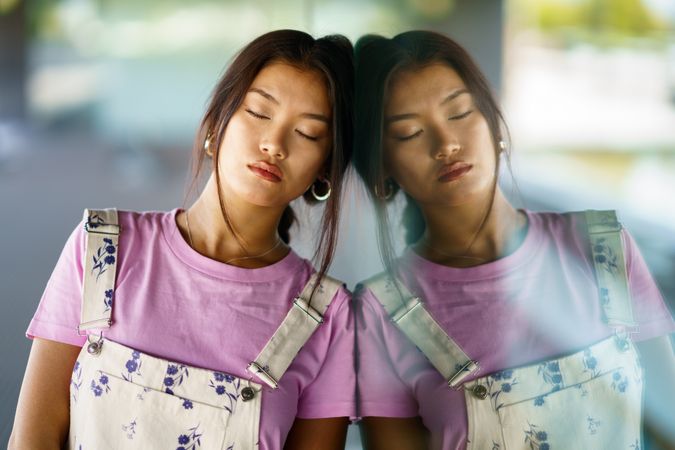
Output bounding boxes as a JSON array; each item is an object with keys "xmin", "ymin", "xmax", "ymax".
[
  {"xmin": 365, "ymin": 210, "xmax": 644, "ymax": 449},
  {"xmin": 69, "ymin": 209, "xmax": 342, "ymax": 449}
]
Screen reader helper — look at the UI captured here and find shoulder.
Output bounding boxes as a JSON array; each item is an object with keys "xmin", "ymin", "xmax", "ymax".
[{"xmin": 116, "ymin": 208, "xmax": 176, "ymax": 235}]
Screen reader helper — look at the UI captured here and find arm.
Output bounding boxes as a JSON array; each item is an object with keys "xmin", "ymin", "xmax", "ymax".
[
  {"xmin": 636, "ymin": 334, "xmax": 675, "ymax": 450},
  {"xmin": 283, "ymin": 417, "xmax": 349, "ymax": 450},
  {"xmin": 360, "ymin": 417, "xmax": 429, "ymax": 450},
  {"xmin": 9, "ymin": 338, "xmax": 82, "ymax": 450}
]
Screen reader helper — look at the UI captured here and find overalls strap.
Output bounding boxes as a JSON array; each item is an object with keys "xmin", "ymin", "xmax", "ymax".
[
  {"xmin": 583, "ymin": 210, "xmax": 636, "ymax": 327},
  {"xmin": 247, "ymin": 273, "xmax": 343, "ymax": 389},
  {"xmin": 363, "ymin": 273, "xmax": 478, "ymax": 388},
  {"xmin": 78, "ymin": 208, "xmax": 119, "ymax": 334}
]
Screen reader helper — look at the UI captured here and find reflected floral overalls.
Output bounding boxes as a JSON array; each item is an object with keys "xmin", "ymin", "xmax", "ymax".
[
  {"xmin": 69, "ymin": 209, "xmax": 342, "ymax": 449},
  {"xmin": 365, "ymin": 210, "xmax": 644, "ymax": 449}
]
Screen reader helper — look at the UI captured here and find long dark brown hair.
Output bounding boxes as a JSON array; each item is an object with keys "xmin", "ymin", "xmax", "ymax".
[
  {"xmin": 352, "ymin": 30, "xmax": 510, "ymax": 275},
  {"xmin": 189, "ymin": 30, "xmax": 353, "ymax": 285}
]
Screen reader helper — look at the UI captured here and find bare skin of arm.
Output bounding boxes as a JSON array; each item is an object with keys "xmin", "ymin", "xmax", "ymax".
[
  {"xmin": 636, "ymin": 334, "xmax": 675, "ymax": 450},
  {"xmin": 9, "ymin": 338, "xmax": 81, "ymax": 450},
  {"xmin": 359, "ymin": 417, "xmax": 429, "ymax": 450},
  {"xmin": 283, "ymin": 417, "xmax": 349, "ymax": 450}
]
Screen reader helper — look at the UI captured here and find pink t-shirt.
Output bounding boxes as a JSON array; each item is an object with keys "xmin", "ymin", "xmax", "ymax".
[
  {"xmin": 356, "ymin": 210, "xmax": 675, "ymax": 450},
  {"xmin": 27, "ymin": 209, "xmax": 355, "ymax": 449}
]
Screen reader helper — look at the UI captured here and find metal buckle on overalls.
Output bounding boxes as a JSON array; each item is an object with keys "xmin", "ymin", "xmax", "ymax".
[
  {"xmin": 246, "ymin": 361, "xmax": 279, "ymax": 390},
  {"xmin": 76, "ymin": 319, "xmax": 113, "ymax": 336},
  {"xmin": 391, "ymin": 296, "xmax": 422, "ymax": 323},
  {"xmin": 293, "ymin": 297, "xmax": 324, "ymax": 324},
  {"xmin": 84, "ymin": 221, "xmax": 120, "ymax": 236},
  {"xmin": 86, "ymin": 332, "xmax": 104, "ymax": 356},
  {"xmin": 448, "ymin": 360, "xmax": 480, "ymax": 389}
]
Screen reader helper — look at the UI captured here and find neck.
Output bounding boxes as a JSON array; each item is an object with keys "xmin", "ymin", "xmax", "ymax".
[
  {"xmin": 178, "ymin": 176, "xmax": 289, "ymax": 268},
  {"xmin": 413, "ymin": 188, "xmax": 527, "ymax": 267}
]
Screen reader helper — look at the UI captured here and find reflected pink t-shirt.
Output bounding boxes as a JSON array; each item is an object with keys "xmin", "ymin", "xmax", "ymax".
[
  {"xmin": 356, "ymin": 210, "xmax": 675, "ymax": 450},
  {"xmin": 27, "ymin": 209, "xmax": 355, "ymax": 449}
]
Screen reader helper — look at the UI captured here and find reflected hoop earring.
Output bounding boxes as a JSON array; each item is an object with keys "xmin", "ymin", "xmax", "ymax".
[
  {"xmin": 311, "ymin": 178, "xmax": 332, "ymax": 201},
  {"xmin": 498, "ymin": 140, "xmax": 507, "ymax": 153},
  {"xmin": 374, "ymin": 180, "xmax": 394, "ymax": 200}
]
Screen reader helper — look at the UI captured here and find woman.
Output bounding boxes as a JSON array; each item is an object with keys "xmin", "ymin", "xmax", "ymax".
[
  {"xmin": 10, "ymin": 30, "xmax": 354, "ymax": 450},
  {"xmin": 353, "ymin": 31, "xmax": 675, "ymax": 450}
]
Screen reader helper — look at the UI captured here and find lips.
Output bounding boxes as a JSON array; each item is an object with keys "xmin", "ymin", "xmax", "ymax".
[
  {"xmin": 438, "ymin": 161, "xmax": 473, "ymax": 182},
  {"xmin": 248, "ymin": 161, "xmax": 283, "ymax": 183}
]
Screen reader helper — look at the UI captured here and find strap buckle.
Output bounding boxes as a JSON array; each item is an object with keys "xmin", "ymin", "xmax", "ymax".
[
  {"xmin": 247, "ymin": 361, "xmax": 279, "ymax": 389},
  {"xmin": 391, "ymin": 296, "xmax": 422, "ymax": 323},
  {"xmin": 447, "ymin": 360, "xmax": 480, "ymax": 389},
  {"xmin": 293, "ymin": 297, "xmax": 324, "ymax": 323}
]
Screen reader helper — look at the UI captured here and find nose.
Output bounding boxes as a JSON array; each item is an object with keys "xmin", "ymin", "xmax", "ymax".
[
  {"xmin": 259, "ymin": 127, "xmax": 287, "ymax": 159},
  {"xmin": 434, "ymin": 129, "xmax": 461, "ymax": 159}
]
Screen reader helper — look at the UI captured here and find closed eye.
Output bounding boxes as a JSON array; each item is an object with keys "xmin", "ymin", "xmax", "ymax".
[
  {"xmin": 296, "ymin": 129, "xmax": 319, "ymax": 141},
  {"xmin": 396, "ymin": 130, "xmax": 423, "ymax": 141},
  {"xmin": 246, "ymin": 109, "xmax": 270, "ymax": 120},
  {"xmin": 449, "ymin": 110, "xmax": 472, "ymax": 120}
]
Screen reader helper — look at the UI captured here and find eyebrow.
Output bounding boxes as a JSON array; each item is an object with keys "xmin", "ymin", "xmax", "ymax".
[
  {"xmin": 249, "ymin": 88, "xmax": 279, "ymax": 104},
  {"xmin": 248, "ymin": 88, "xmax": 330, "ymax": 124},
  {"xmin": 385, "ymin": 88, "xmax": 470, "ymax": 124}
]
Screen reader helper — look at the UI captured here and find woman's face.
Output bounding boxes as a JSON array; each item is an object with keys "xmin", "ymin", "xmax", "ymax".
[
  {"xmin": 383, "ymin": 63, "xmax": 497, "ymax": 207},
  {"xmin": 217, "ymin": 61, "xmax": 332, "ymax": 207}
]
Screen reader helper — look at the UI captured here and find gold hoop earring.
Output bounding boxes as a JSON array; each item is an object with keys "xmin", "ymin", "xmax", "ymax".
[
  {"xmin": 204, "ymin": 132, "xmax": 214, "ymax": 157},
  {"xmin": 374, "ymin": 180, "xmax": 394, "ymax": 200},
  {"xmin": 311, "ymin": 178, "xmax": 332, "ymax": 201}
]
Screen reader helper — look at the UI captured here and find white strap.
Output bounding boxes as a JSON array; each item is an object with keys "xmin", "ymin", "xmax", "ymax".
[
  {"xmin": 584, "ymin": 210, "xmax": 635, "ymax": 327},
  {"xmin": 79, "ymin": 208, "xmax": 119, "ymax": 334},
  {"xmin": 364, "ymin": 273, "xmax": 478, "ymax": 388},
  {"xmin": 247, "ymin": 273, "xmax": 343, "ymax": 389}
]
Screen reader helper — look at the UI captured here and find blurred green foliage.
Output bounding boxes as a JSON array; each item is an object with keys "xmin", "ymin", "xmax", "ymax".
[{"xmin": 513, "ymin": 0, "xmax": 671, "ymax": 46}]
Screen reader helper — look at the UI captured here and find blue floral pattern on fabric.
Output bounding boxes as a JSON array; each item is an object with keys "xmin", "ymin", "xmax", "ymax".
[
  {"xmin": 123, "ymin": 350, "xmax": 142, "ymax": 382},
  {"xmin": 164, "ymin": 364, "xmax": 189, "ymax": 395},
  {"xmin": 538, "ymin": 361, "xmax": 563, "ymax": 392},
  {"xmin": 104, "ymin": 289, "xmax": 114, "ymax": 312},
  {"xmin": 611, "ymin": 371, "xmax": 629, "ymax": 393},
  {"xmin": 582, "ymin": 348, "xmax": 601, "ymax": 379},
  {"xmin": 71, "ymin": 360, "xmax": 83, "ymax": 403},
  {"xmin": 91, "ymin": 237, "xmax": 117, "ymax": 281},
  {"xmin": 122, "ymin": 419, "xmax": 137, "ymax": 440},
  {"xmin": 587, "ymin": 416, "xmax": 601, "ymax": 435},
  {"xmin": 209, "ymin": 371, "xmax": 240, "ymax": 413},
  {"xmin": 486, "ymin": 369, "xmax": 519, "ymax": 411},
  {"xmin": 592, "ymin": 238, "xmax": 620, "ymax": 277},
  {"xmin": 524, "ymin": 422, "xmax": 551, "ymax": 449},
  {"xmin": 90, "ymin": 372, "xmax": 111, "ymax": 397},
  {"xmin": 176, "ymin": 425, "xmax": 202, "ymax": 450}
]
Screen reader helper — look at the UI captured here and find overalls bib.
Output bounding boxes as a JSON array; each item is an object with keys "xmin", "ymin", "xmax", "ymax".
[
  {"xmin": 364, "ymin": 210, "xmax": 644, "ymax": 449},
  {"xmin": 69, "ymin": 209, "xmax": 342, "ymax": 449}
]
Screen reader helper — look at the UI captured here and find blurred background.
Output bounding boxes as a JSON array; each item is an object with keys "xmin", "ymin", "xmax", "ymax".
[{"xmin": 1, "ymin": 0, "xmax": 673, "ymax": 447}]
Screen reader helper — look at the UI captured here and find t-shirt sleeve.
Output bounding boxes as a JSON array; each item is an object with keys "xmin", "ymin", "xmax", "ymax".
[
  {"xmin": 295, "ymin": 287, "xmax": 356, "ymax": 419},
  {"xmin": 622, "ymin": 229, "xmax": 675, "ymax": 342},
  {"xmin": 26, "ymin": 221, "xmax": 88, "ymax": 347},
  {"xmin": 355, "ymin": 286, "xmax": 419, "ymax": 418}
]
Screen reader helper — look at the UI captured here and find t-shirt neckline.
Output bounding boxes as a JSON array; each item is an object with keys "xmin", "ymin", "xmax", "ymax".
[
  {"xmin": 162, "ymin": 208, "xmax": 304, "ymax": 282},
  {"xmin": 402, "ymin": 209, "xmax": 543, "ymax": 281}
]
